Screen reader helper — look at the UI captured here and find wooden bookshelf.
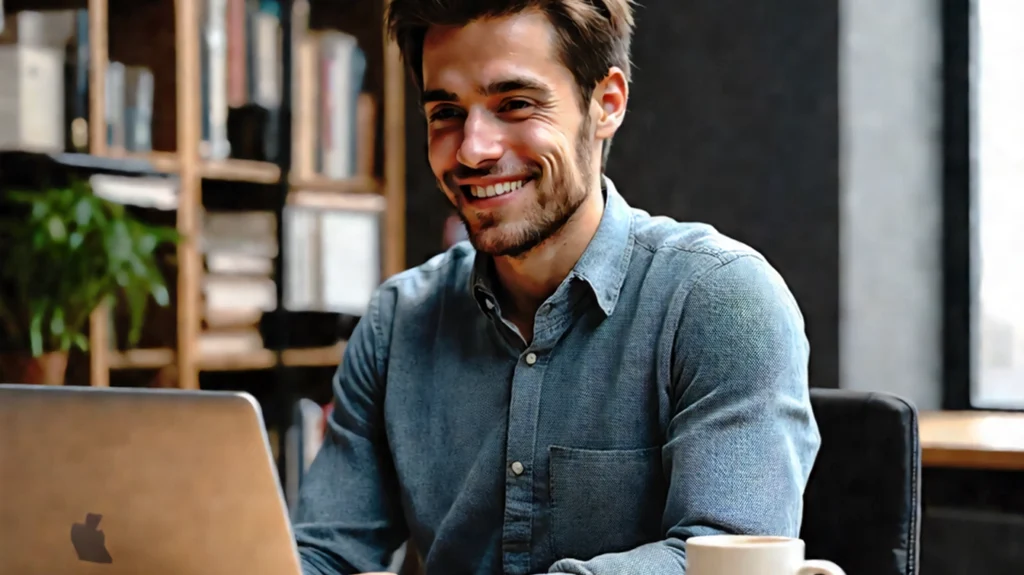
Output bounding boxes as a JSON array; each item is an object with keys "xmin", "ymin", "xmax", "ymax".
[
  {"xmin": 87, "ymin": 0, "xmax": 111, "ymax": 387},
  {"xmin": 7, "ymin": 0, "xmax": 406, "ymax": 388},
  {"xmin": 123, "ymin": 151, "xmax": 383, "ymax": 194},
  {"xmin": 108, "ymin": 342, "xmax": 346, "ymax": 371}
]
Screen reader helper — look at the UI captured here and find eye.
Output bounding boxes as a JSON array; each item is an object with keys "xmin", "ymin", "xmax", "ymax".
[
  {"xmin": 428, "ymin": 106, "xmax": 464, "ymax": 123},
  {"xmin": 500, "ymin": 99, "xmax": 534, "ymax": 113}
]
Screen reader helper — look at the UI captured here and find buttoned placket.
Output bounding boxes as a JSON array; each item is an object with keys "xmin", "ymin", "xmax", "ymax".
[{"xmin": 492, "ymin": 284, "xmax": 576, "ymax": 575}]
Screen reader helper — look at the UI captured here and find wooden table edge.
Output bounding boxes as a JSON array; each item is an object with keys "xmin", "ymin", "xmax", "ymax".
[{"xmin": 922, "ymin": 445, "xmax": 1024, "ymax": 470}]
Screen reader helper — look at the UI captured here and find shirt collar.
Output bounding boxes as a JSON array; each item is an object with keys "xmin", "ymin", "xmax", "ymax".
[{"xmin": 470, "ymin": 175, "xmax": 635, "ymax": 317}]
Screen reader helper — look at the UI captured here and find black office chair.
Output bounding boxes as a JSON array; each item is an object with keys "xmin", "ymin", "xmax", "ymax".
[{"xmin": 801, "ymin": 389, "xmax": 922, "ymax": 575}]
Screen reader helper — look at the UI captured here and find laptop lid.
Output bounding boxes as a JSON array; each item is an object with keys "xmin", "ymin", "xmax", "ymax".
[{"xmin": 0, "ymin": 384, "xmax": 303, "ymax": 575}]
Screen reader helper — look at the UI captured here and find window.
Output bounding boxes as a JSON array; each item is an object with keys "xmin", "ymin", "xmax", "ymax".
[
  {"xmin": 974, "ymin": 0, "xmax": 1024, "ymax": 408},
  {"xmin": 945, "ymin": 0, "xmax": 1024, "ymax": 409}
]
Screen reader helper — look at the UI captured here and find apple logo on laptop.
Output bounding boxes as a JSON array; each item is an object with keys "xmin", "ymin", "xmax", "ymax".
[{"xmin": 71, "ymin": 513, "xmax": 113, "ymax": 564}]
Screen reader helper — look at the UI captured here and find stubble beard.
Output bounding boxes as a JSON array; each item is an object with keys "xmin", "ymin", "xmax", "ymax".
[{"xmin": 447, "ymin": 119, "xmax": 595, "ymax": 259}]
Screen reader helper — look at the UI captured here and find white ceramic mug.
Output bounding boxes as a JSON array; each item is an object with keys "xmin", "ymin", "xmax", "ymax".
[{"xmin": 686, "ymin": 535, "xmax": 846, "ymax": 575}]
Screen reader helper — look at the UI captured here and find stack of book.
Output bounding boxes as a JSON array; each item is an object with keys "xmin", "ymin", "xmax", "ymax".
[{"xmin": 200, "ymin": 210, "xmax": 278, "ymax": 355}]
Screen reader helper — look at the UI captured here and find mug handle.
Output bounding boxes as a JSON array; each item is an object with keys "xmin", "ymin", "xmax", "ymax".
[{"xmin": 798, "ymin": 559, "xmax": 846, "ymax": 575}]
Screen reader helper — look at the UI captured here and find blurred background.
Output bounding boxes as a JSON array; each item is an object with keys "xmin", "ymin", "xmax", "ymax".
[{"xmin": 0, "ymin": 0, "xmax": 1020, "ymax": 573}]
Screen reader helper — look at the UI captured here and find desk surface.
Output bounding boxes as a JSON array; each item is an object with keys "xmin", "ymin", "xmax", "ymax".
[{"xmin": 920, "ymin": 411, "xmax": 1024, "ymax": 470}]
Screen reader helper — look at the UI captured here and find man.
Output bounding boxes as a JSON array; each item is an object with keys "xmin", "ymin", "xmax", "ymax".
[{"xmin": 293, "ymin": 1, "xmax": 821, "ymax": 574}]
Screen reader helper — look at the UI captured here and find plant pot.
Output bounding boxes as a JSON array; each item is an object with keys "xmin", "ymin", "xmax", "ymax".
[{"xmin": 0, "ymin": 351, "xmax": 69, "ymax": 385}]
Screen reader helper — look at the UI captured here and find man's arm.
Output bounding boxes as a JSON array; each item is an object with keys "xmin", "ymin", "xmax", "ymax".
[
  {"xmin": 547, "ymin": 254, "xmax": 821, "ymax": 575},
  {"xmin": 292, "ymin": 290, "xmax": 408, "ymax": 575}
]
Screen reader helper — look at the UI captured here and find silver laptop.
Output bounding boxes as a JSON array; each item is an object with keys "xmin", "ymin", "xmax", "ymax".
[{"xmin": 0, "ymin": 384, "xmax": 304, "ymax": 575}]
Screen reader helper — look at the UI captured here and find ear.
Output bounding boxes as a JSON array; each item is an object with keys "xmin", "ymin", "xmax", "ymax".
[{"xmin": 591, "ymin": 66, "xmax": 628, "ymax": 141}]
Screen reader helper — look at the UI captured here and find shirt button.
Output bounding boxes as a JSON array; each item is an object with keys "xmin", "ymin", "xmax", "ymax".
[
  {"xmin": 525, "ymin": 352, "xmax": 537, "ymax": 365},
  {"xmin": 510, "ymin": 461, "xmax": 525, "ymax": 475}
]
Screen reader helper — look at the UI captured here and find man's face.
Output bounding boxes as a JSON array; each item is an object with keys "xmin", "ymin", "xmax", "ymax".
[{"xmin": 421, "ymin": 10, "xmax": 597, "ymax": 257}]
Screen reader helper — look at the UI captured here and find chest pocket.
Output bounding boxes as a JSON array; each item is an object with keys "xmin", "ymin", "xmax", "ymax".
[{"xmin": 548, "ymin": 445, "xmax": 668, "ymax": 561}]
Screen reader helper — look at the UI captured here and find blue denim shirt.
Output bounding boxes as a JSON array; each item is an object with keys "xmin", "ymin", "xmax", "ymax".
[{"xmin": 293, "ymin": 177, "xmax": 821, "ymax": 575}]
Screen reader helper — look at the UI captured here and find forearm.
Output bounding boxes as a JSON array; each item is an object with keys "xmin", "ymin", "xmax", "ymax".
[
  {"xmin": 293, "ymin": 290, "xmax": 407, "ymax": 574},
  {"xmin": 547, "ymin": 539, "xmax": 687, "ymax": 574},
  {"xmin": 292, "ymin": 396, "xmax": 408, "ymax": 575},
  {"xmin": 298, "ymin": 544, "xmax": 357, "ymax": 575},
  {"xmin": 292, "ymin": 430, "xmax": 407, "ymax": 574},
  {"xmin": 295, "ymin": 521, "xmax": 399, "ymax": 575}
]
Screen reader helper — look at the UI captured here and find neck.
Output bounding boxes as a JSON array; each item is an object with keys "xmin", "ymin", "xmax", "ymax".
[{"xmin": 493, "ymin": 179, "xmax": 605, "ymax": 324}]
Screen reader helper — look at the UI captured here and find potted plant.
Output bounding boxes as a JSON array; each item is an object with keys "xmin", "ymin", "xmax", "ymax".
[{"xmin": 0, "ymin": 178, "xmax": 180, "ymax": 385}]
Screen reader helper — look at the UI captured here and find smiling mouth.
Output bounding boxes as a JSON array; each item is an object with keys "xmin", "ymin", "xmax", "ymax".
[{"xmin": 460, "ymin": 178, "xmax": 531, "ymax": 200}]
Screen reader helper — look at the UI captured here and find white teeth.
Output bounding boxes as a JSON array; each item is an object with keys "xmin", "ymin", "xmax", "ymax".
[{"xmin": 470, "ymin": 179, "xmax": 525, "ymax": 198}]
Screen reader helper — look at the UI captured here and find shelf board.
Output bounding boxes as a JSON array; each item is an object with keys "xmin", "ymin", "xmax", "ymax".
[
  {"xmin": 108, "ymin": 342, "xmax": 346, "ymax": 371},
  {"xmin": 288, "ymin": 188, "xmax": 387, "ymax": 212},
  {"xmin": 290, "ymin": 174, "xmax": 379, "ymax": 194},
  {"xmin": 201, "ymin": 158, "xmax": 281, "ymax": 183},
  {"xmin": 108, "ymin": 348, "xmax": 175, "ymax": 370},
  {"xmin": 6, "ymin": 150, "xmax": 381, "ymax": 190},
  {"xmin": 280, "ymin": 343, "xmax": 347, "ymax": 368},
  {"xmin": 135, "ymin": 151, "xmax": 181, "ymax": 173},
  {"xmin": 115, "ymin": 153, "xmax": 273, "ymax": 182},
  {"xmin": 0, "ymin": 150, "xmax": 176, "ymax": 180},
  {"xmin": 110, "ymin": 153, "xmax": 281, "ymax": 184},
  {"xmin": 136, "ymin": 153, "xmax": 380, "ymax": 191}
]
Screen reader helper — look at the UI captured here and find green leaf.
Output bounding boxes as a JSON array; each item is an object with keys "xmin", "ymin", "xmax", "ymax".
[
  {"xmin": 28, "ymin": 303, "xmax": 43, "ymax": 356},
  {"xmin": 151, "ymin": 284, "xmax": 170, "ymax": 307},
  {"xmin": 50, "ymin": 307, "xmax": 65, "ymax": 336},
  {"xmin": 74, "ymin": 197, "xmax": 92, "ymax": 225}
]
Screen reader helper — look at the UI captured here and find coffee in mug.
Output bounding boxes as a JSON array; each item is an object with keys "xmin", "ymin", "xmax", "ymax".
[{"xmin": 685, "ymin": 535, "xmax": 845, "ymax": 575}]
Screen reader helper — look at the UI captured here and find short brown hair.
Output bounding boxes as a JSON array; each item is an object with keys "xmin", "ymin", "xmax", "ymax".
[{"xmin": 385, "ymin": 0, "xmax": 636, "ymax": 166}]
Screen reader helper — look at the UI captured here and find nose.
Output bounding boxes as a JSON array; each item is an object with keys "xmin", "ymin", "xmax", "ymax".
[{"xmin": 456, "ymin": 108, "xmax": 503, "ymax": 168}]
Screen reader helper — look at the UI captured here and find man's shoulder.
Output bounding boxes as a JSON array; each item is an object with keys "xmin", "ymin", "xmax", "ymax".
[
  {"xmin": 624, "ymin": 210, "xmax": 807, "ymax": 356},
  {"xmin": 371, "ymin": 240, "xmax": 476, "ymax": 314},
  {"xmin": 628, "ymin": 207, "xmax": 771, "ymax": 272},
  {"xmin": 625, "ymin": 208, "xmax": 800, "ymax": 318}
]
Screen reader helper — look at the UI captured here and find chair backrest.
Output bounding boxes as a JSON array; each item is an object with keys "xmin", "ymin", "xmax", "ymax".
[{"xmin": 801, "ymin": 388, "xmax": 921, "ymax": 575}]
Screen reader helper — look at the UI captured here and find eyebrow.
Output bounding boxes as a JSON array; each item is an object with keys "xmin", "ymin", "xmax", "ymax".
[{"xmin": 422, "ymin": 76, "xmax": 553, "ymax": 105}]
